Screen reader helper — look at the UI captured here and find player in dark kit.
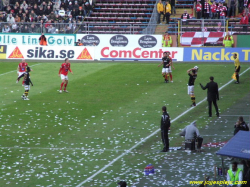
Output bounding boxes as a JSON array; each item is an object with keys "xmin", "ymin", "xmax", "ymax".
[
  {"xmin": 17, "ymin": 66, "xmax": 33, "ymax": 100},
  {"xmin": 187, "ymin": 66, "xmax": 198, "ymax": 107},
  {"xmin": 158, "ymin": 52, "xmax": 173, "ymax": 83}
]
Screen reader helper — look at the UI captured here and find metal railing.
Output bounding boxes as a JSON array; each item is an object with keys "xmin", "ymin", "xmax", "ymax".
[
  {"xmin": 141, "ymin": 0, "xmax": 158, "ymax": 34},
  {"xmin": 229, "ymin": 24, "xmax": 250, "ymax": 34}
]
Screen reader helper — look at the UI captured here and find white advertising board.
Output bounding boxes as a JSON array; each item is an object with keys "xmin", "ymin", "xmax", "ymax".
[
  {"xmin": 0, "ymin": 34, "xmax": 75, "ymax": 46},
  {"xmin": 76, "ymin": 34, "xmax": 162, "ymax": 48},
  {"xmin": 95, "ymin": 47, "xmax": 184, "ymax": 61},
  {"xmin": 6, "ymin": 45, "xmax": 95, "ymax": 60}
]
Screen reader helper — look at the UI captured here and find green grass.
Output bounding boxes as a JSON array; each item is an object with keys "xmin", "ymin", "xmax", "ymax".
[{"xmin": 0, "ymin": 62, "xmax": 249, "ymax": 187}]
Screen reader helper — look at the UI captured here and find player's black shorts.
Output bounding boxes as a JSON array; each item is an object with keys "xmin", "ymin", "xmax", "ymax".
[{"xmin": 235, "ymin": 66, "xmax": 241, "ymax": 73}]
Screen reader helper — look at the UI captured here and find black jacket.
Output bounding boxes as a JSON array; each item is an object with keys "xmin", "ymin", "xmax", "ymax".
[
  {"xmin": 200, "ymin": 81, "xmax": 219, "ymax": 101},
  {"xmin": 161, "ymin": 112, "xmax": 171, "ymax": 130}
]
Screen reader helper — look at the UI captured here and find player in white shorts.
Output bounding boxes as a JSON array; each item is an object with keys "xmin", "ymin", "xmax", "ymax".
[
  {"xmin": 158, "ymin": 52, "xmax": 173, "ymax": 83},
  {"xmin": 187, "ymin": 66, "xmax": 198, "ymax": 107}
]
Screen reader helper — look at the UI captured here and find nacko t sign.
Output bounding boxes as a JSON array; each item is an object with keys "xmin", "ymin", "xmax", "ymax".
[{"xmin": 99, "ymin": 47, "xmax": 184, "ymax": 61}]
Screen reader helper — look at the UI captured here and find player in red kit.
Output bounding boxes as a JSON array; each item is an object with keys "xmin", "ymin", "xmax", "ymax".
[
  {"xmin": 58, "ymin": 58, "xmax": 73, "ymax": 93},
  {"xmin": 16, "ymin": 59, "xmax": 28, "ymax": 85}
]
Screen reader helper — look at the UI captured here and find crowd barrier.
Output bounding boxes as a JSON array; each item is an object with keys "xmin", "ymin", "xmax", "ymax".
[{"xmin": 1, "ymin": 44, "xmax": 249, "ymax": 62}]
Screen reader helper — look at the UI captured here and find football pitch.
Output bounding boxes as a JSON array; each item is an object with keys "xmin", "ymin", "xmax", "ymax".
[{"xmin": 0, "ymin": 61, "xmax": 249, "ymax": 187}]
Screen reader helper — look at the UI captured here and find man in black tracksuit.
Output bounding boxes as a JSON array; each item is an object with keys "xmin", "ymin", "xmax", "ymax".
[
  {"xmin": 200, "ymin": 76, "xmax": 219, "ymax": 117},
  {"xmin": 161, "ymin": 106, "xmax": 171, "ymax": 152}
]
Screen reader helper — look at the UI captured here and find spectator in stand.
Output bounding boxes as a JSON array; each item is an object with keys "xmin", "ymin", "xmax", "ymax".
[
  {"xmin": 227, "ymin": 0, "xmax": 236, "ymax": 18},
  {"xmin": 7, "ymin": 14, "xmax": 15, "ymax": 24},
  {"xmin": 72, "ymin": 22, "xmax": 78, "ymax": 33},
  {"xmin": 218, "ymin": 3, "xmax": 227, "ymax": 24},
  {"xmin": 37, "ymin": 6, "xmax": 44, "ymax": 17},
  {"xmin": 74, "ymin": 1, "xmax": 80, "ymax": 10},
  {"xmin": 240, "ymin": 12, "xmax": 249, "ymax": 31},
  {"xmin": 223, "ymin": 32, "xmax": 234, "ymax": 47},
  {"xmin": 53, "ymin": 2, "xmax": 61, "ymax": 14},
  {"xmin": 45, "ymin": 6, "xmax": 52, "ymax": 16},
  {"xmin": 3, "ymin": 0, "xmax": 10, "ymax": 12},
  {"xmin": 68, "ymin": 2, "xmax": 74, "ymax": 11},
  {"xmin": 58, "ymin": 7, "xmax": 66, "ymax": 17},
  {"xmin": 157, "ymin": 0, "xmax": 164, "ymax": 24},
  {"xmin": 85, "ymin": 2, "xmax": 92, "ymax": 16},
  {"xmin": 2, "ymin": 24, "xmax": 10, "ymax": 33},
  {"xmin": 36, "ymin": 23, "xmax": 46, "ymax": 33},
  {"xmin": 20, "ymin": 1, "xmax": 28, "ymax": 11},
  {"xmin": 65, "ymin": 26, "xmax": 72, "ymax": 33},
  {"xmin": 22, "ymin": 13, "xmax": 29, "ymax": 22},
  {"xmin": 48, "ymin": 11, "xmax": 56, "ymax": 21},
  {"xmin": 171, "ymin": 0, "xmax": 176, "ymax": 16},
  {"xmin": 30, "ymin": 10, "xmax": 37, "ymax": 19},
  {"xmin": 29, "ymin": 23, "xmax": 37, "ymax": 33},
  {"xmin": 13, "ymin": 6, "xmax": 19, "ymax": 15},
  {"xmin": 28, "ymin": 14, "xmax": 34, "ymax": 22},
  {"xmin": 33, "ymin": 4, "xmax": 39, "ymax": 15},
  {"xmin": 47, "ymin": 24, "xmax": 56, "ymax": 33},
  {"xmin": 11, "ymin": 23, "xmax": 18, "ymax": 33},
  {"xmin": 14, "ymin": 15, "xmax": 20, "ymax": 22},
  {"xmin": 204, "ymin": 0, "xmax": 210, "ymax": 19},
  {"xmin": 21, "ymin": 25, "xmax": 29, "ymax": 33},
  {"xmin": 196, "ymin": 1, "xmax": 202, "ymax": 19},
  {"xmin": 41, "ymin": 1, "xmax": 47, "ymax": 11},
  {"xmin": 211, "ymin": 2, "xmax": 218, "ymax": 19},
  {"xmin": 239, "ymin": 0, "xmax": 244, "ymax": 13},
  {"xmin": 181, "ymin": 10, "xmax": 190, "ymax": 25},
  {"xmin": 77, "ymin": 6, "xmax": 84, "ymax": 20},
  {"xmin": 71, "ymin": 8, "xmax": 78, "ymax": 19},
  {"xmin": 163, "ymin": 1, "xmax": 171, "ymax": 24},
  {"xmin": 234, "ymin": 116, "xmax": 249, "ymax": 135}
]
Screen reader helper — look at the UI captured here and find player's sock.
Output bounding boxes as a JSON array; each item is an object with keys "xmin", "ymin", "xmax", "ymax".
[
  {"xmin": 236, "ymin": 74, "xmax": 239, "ymax": 82},
  {"xmin": 64, "ymin": 83, "xmax": 68, "ymax": 90},
  {"xmin": 170, "ymin": 74, "xmax": 173, "ymax": 81},
  {"xmin": 191, "ymin": 96, "xmax": 196, "ymax": 104},
  {"xmin": 25, "ymin": 90, "xmax": 29, "ymax": 97},
  {"xmin": 60, "ymin": 82, "xmax": 64, "ymax": 90},
  {"xmin": 165, "ymin": 74, "xmax": 168, "ymax": 81}
]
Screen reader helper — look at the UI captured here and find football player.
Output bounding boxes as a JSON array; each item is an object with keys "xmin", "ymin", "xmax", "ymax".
[
  {"xmin": 58, "ymin": 58, "xmax": 73, "ymax": 93},
  {"xmin": 17, "ymin": 66, "xmax": 33, "ymax": 100},
  {"xmin": 187, "ymin": 66, "xmax": 198, "ymax": 107}
]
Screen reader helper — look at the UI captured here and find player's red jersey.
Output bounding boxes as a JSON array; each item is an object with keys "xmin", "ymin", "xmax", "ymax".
[
  {"xmin": 18, "ymin": 62, "xmax": 28, "ymax": 72},
  {"xmin": 59, "ymin": 63, "xmax": 72, "ymax": 76}
]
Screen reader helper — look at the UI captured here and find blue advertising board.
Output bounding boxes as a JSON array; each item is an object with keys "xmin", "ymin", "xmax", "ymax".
[{"xmin": 183, "ymin": 48, "xmax": 250, "ymax": 62}]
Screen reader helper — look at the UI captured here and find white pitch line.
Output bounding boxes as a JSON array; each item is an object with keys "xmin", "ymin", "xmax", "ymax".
[
  {"xmin": 75, "ymin": 67, "xmax": 250, "ymax": 187},
  {"xmin": 0, "ymin": 63, "xmax": 41, "ymax": 77}
]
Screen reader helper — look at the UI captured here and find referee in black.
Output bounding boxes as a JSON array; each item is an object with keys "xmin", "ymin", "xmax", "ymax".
[
  {"xmin": 200, "ymin": 76, "xmax": 219, "ymax": 117},
  {"xmin": 160, "ymin": 106, "xmax": 171, "ymax": 152}
]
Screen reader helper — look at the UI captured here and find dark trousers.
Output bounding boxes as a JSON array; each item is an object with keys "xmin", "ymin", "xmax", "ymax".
[
  {"xmin": 197, "ymin": 11, "xmax": 202, "ymax": 19},
  {"xmin": 208, "ymin": 100, "xmax": 219, "ymax": 117},
  {"xmin": 163, "ymin": 13, "xmax": 170, "ymax": 24},
  {"xmin": 227, "ymin": 5, "xmax": 235, "ymax": 17},
  {"xmin": 161, "ymin": 129, "xmax": 169, "ymax": 151},
  {"xmin": 204, "ymin": 12, "xmax": 209, "ymax": 19},
  {"xmin": 157, "ymin": 11, "xmax": 164, "ymax": 23},
  {"xmin": 196, "ymin": 137, "xmax": 203, "ymax": 149},
  {"xmin": 243, "ymin": 26, "xmax": 248, "ymax": 32}
]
